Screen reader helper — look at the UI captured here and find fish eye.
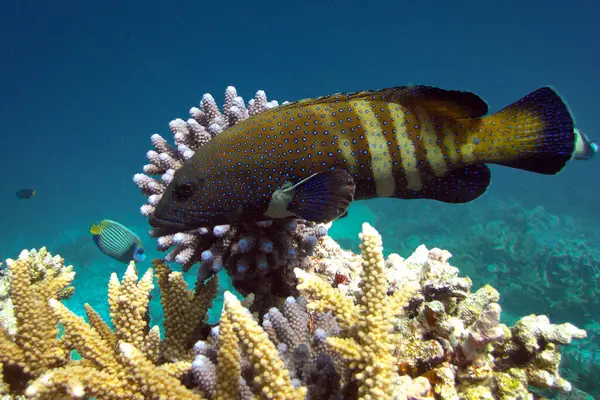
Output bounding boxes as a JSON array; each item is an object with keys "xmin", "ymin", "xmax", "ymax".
[
  {"xmin": 173, "ymin": 181, "xmax": 195, "ymax": 200},
  {"xmin": 138, "ymin": 249, "xmax": 144, "ymax": 254}
]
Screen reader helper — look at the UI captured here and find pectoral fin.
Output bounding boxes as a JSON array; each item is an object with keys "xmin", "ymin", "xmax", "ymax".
[{"xmin": 264, "ymin": 169, "xmax": 356, "ymax": 223}]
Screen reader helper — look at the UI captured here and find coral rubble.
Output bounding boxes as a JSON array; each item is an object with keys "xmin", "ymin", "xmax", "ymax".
[{"xmin": 0, "ymin": 223, "xmax": 587, "ymax": 399}]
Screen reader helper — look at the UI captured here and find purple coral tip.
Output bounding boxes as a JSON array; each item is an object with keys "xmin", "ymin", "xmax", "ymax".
[
  {"xmin": 302, "ymin": 236, "xmax": 318, "ymax": 252},
  {"xmin": 283, "ymin": 219, "xmax": 298, "ymax": 231},
  {"xmin": 315, "ymin": 225, "xmax": 329, "ymax": 237},
  {"xmin": 238, "ymin": 236, "xmax": 256, "ymax": 253},
  {"xmin": 212, "ymin": 259, "xmax": 223, "ymax": 273},
  {"xmin": 236, "ymin": 260, "xmax": 249, "ymax": 273},
  {"xmin": 213, "ymin": 225, "xmax": 229, "ymax": 237},
  {"xmin": 259, "ymin": 238, "xmax": 273, "ymax": 253},
  {"xmin": 256, "ymin": 254, "xmax": 269, "ymax": 270},
  {"xmin": 200, "ymin": 250, "xmax": 213, "ymax": 262}
]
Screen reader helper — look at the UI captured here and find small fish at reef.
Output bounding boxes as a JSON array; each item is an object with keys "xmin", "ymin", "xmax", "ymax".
[
  {"xmin": 573, "ymin": 128, "xmax": 599, "ymax": 160},
  {"xmin": 149, "ymin": 85, "xmax": 597, "ymax": 232},
  {"xmin": 15, "ymin": 189, "xmax": 36, "ymax": 199},
  {"xmin": 90, "ymin": 220, "xmax": 146, "ymax": 263}
]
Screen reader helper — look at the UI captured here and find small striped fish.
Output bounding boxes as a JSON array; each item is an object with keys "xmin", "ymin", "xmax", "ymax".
[
  {"xmin": 90, "ymin": 220, "xmax": 146, "ymax": 263},
  {"xmin": 150, "ymin": 85, "xmax": 596, "ymax": 232}
]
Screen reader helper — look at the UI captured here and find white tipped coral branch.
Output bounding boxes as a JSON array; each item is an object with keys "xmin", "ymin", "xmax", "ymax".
[{"xmin": 133, "ymin": 86, "xmax": 328, "ymax": 299}]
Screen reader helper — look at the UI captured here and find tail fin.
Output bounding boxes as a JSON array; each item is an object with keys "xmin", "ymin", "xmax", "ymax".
[{"xmin": 478, "ymin": 87, "xmax": 575, "ymax": 175}]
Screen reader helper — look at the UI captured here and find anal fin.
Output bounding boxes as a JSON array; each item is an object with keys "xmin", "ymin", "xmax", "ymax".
[{"xmin": 403, "ymin": 164, "xmax": 491, "ymax": 204}]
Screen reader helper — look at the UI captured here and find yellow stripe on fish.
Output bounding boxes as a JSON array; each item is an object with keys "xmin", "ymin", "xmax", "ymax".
[{"xmin": 149, "ymin": 85, "xmax": 587, "ymax": 231}]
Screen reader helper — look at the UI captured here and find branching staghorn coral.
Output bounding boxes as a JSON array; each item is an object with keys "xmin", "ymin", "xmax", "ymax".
[
  {"xmin": 0, "ymin": 249, "xmax": 213, "ymax": 399},
  {"xmin": 21, "ymin": 261, "xmax": 206, "ymax": 399},
  {"xmin": 0, "ymin": 248, "xmax": 75, "ymax": 337},
  {"xmin": 154, "ymin": 260, "xmax": 217, "ymax": 362},
  {"xmin": 186, "ymin": 223, "xmax": 587, "ymax": 399},
  {"xmin": 295, "ymin": 223, "xmax": 422, "ymax": 398},
  {"xmin": 190, "ymin": 293, "xmax": 344, "ymax": 400},
  {"xmin": 0, "ymin": 248, "xmax": 75, "ymax": 394},
  {"xmin": 1, "ymin": 225, "xmax": 588, "ymax": 399},
  {"xmin": 219, "ymin": 292, "xmax": 307, "ymax": 399}
]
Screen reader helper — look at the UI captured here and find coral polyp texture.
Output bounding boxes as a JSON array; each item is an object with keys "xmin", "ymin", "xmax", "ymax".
[
  {"xmin": 133, "ymin": 86, "xmax": 329, "ymax": 297},
  {"xmin": 0, "ymin": 224, "xmax": 587, "ymax": 399}
]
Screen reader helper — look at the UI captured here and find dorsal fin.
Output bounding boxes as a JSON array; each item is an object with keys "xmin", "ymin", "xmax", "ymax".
[
  {"xmin": 381, "ymin": 86, "xmax": 489, "ymax": 118},
  {"xmin": 274, "ymin": 85, "xmax": 489, "ymax": 119}
]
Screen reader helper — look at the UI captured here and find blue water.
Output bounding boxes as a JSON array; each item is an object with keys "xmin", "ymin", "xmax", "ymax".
[{"xmin": 1, "ymin": 0, "xmax": 599, "ymax": 396}]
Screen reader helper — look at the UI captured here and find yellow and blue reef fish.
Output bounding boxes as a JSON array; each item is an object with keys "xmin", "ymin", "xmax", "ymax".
[
  {"xmin": 90, "ymin": 220, "xmax": 146, "ymax": 263},
  {"xmin": 149, "ymin": 85, "xmax": 596, "ymax": 232}
]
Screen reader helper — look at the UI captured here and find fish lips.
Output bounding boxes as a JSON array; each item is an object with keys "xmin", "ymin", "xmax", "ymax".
[
  {"xmin": 149, "ymin": 203, "xmax": 242, "ymax": 233},
  {"xmin": 148, "ymin": 214, "xmax": 199, "ymax": 234}
]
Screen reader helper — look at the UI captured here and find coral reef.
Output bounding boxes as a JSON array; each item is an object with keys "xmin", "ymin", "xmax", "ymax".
[
  {"xmin": 295, "ymin": 224, "xmax": 587, "ymax": 399},
  {"xmin": 133, "ymin": 86, "xmax": 330, "ymax": 298},
  {"xmin": 0, "ymin": 248, "xmax": 76, "ymax": 395},
  {"xmin": 0, "ymin": 261, "xmax": 11, "ymax": 336},
  {"xmin": 365, "ymin": 196, "xmax": 600, "ymax": 397},
  {"xmin": 378, "ymin": 197, "xmax": 600, "ymax": 328},
  {"xmin": 456, "ymin": 199, "xmax": 600, "ymax": 325},
  {"xmin": 1, "ymin": 224, "xmax": 587, "ymax": 399},
  {"xmin": 557, "ymin": 342, "xmax": 600, "ymax": 399},
  {"xmin": 0, "ymin": 248, "xmax": 76, "ymax": 339},
  {"xmin": 1, "ymin": 250, "xmax": 212, "ymax": 399}
]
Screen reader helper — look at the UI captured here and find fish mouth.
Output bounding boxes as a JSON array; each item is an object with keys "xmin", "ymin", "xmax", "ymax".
[
  {"xmin": 148, "ymin": 214, "xmax": 200, "ymax": 234},
  {"xmin": 149, "ymin": 205, "xmax": 236, "ymax": 234}
]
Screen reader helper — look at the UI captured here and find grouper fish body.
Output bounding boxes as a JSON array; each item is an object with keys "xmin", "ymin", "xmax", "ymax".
[{"xmin": 150, "ymin": 85, "xmax": 594, "ymax": 231}]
